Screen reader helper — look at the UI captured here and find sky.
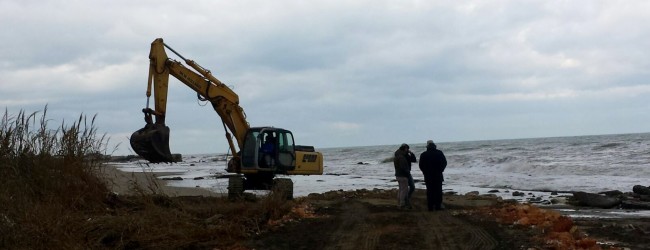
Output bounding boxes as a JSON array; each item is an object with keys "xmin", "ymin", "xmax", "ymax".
[{"xmin": 1, "ymin": 0, "xmax": 649, "ymax": 155}]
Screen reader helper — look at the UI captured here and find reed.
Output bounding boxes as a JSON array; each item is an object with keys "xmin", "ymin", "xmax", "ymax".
[{"xmin": 0, "ymin": 107, "xmax": 298, "ymax": 249}]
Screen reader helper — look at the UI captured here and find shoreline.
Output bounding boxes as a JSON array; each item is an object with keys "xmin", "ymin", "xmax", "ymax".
[
  {"xmin": 99, "ymin": 164, "xmax": 221, "ymax": 197},
  {"xmin": 100, "ymin": 164, "xmax": 650, "ymax": 219}
]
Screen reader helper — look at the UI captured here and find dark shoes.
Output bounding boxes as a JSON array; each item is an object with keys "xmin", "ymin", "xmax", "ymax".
[{"xmin": 428, "ymin": 204, "xmax": 446, "ymax": 211}]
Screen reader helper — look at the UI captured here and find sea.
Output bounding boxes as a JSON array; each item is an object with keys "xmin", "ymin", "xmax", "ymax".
[{"xmin": 111, "ymin": 132, "xmax": 650, "ymax": 217}]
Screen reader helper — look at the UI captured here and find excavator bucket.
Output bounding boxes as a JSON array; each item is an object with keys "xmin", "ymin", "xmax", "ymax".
[{"xmin": 130, "ymin": 124, "xmax": 175, "ymax": 163}]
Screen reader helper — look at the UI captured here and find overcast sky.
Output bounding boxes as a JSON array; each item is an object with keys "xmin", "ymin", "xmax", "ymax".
[{"xmin": 1, "ymin": 0, "xmax": 649, "ymax": 155}]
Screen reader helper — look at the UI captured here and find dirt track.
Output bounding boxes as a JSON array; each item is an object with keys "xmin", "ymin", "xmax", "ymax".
[
  {"xmin": 321, "ymin": 199, "xmax": 498, "ymax": 250},
  {"xmin": 248, "ymin": 190, "xmax": 527, "ymax": 250}
]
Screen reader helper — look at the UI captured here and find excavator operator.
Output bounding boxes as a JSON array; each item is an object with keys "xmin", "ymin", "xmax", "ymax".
[{"xmin": 260, "ymin": 133, "xmax": 276, "ymax": 168}]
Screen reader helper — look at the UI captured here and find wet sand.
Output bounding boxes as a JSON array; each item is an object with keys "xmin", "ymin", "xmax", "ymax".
[{"xmin": 99, "ymin": 164, "xmax": 221, "ymax": 197}]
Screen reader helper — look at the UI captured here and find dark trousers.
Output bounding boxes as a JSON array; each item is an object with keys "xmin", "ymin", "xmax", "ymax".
[
  {"xmin": 425, "ymin": 179, "xmax": 443, "ymax": 210},
  {"xmin": 407, "ymin": 174, "xmax": 415, "ymax": 201}
]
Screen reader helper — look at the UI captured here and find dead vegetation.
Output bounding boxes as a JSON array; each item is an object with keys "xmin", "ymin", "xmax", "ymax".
[{"xmin": 0, "ymin": 108, "xmax": 304, "ymax": 249}]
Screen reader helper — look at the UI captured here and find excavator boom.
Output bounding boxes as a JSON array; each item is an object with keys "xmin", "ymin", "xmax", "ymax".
[{"xmin": 130, "ymin": 38, "xmax": 249, "ymax": 163}]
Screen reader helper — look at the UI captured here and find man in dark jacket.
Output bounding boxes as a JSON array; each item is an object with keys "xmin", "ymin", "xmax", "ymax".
[
  {"xmin": 393, "ymin": 143, "xmax": 412, "ymax": 209},
  {"xmin": 419, "ymin": 140, "xmax": 447, "ymax": 211}
]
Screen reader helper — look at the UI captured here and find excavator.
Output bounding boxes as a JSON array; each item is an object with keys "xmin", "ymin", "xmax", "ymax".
[{"xmin": 130, "ymin": 38, "xmax": 323, "ymax": 199}]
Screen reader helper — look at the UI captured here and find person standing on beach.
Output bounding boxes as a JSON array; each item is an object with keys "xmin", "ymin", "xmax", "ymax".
[
  {"xmin": 394, "ymin": 143, "xmax": 413, "ymax": 209},
  {"xmin": 405, "ymin": 145, "xmax": 417, "ymax": 206},
  {"xmin": 419, "ymin": 140, "xmax": 447, "ymax": 211}
]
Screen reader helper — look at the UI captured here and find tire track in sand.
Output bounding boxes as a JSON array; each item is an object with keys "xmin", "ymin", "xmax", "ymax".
[
  {"xmin": 417, "ymin": 210, "xmax": 498, "ymax": 250},
  {"xmin": 323, "ymin": 200, "xmax": 379, "ymax": 250},
  {"xmin": 321, "ymin": 198, "xmax": 497, "ymax": 250}
]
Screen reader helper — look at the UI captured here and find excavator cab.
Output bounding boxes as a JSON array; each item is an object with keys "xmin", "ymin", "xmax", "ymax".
[
  {"xmin": 130, "ymin": 110, "xmax": 176, "ymax": 163},
  {"xmin": 240, "ymin": 127, "xmax": 296, "ymax": 173}
]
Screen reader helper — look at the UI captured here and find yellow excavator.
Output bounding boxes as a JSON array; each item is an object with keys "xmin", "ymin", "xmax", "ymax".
[{"xmin": 130, "ymin": 38, "xmax": 323, "ymax": 199}]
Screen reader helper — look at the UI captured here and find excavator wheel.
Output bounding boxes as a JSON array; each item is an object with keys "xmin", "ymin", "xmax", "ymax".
[
  {"xmin": 130, "ymin": 124, "xmax": 175, "ymax": 163},
  {"xmin": 228, "ymin": 176, "xmax": 245, "ymax": 200},
  {"xmin": 273, "ymin": 178, "xmax": 293, "ymax": 200}
]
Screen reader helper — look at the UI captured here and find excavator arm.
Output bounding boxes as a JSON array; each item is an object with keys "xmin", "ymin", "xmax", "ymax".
[{"xmin": 131, "ymin": 38, "xmax": 249, "ymax": 165}]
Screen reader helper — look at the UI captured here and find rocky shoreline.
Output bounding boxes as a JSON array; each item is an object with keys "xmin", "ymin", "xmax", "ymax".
[{"xmin": 567, "ymin": 185, "xmax": 650, "ymax": 210}]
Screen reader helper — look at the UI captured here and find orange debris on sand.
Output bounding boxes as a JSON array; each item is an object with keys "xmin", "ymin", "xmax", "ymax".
[
  {"xmin": 479, "ymin": 203, "xmax": 619, "ymax": 250},
  {"xmin": 267, "ymin": 202, "xmax": 318, "ymax": 227}
]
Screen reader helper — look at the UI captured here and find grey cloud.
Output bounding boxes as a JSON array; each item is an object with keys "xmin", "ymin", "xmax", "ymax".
[{"xmin": 2, "ymin": 0, "xmax": 650, "ymax": 154}]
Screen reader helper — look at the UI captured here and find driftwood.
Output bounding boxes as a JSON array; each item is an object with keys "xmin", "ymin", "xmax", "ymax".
[
  {"xmin": 572, "ymin": 191, "xmax": 620, "ymax": 209},
  {"xmin": 633, "ymin": 185, "xmax": 650, "ymax": 195}
]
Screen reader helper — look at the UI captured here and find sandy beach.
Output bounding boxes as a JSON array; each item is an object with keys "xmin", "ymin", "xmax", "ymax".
[
  {"xmin": 78, "ymin": 164, "xmax": 650, "ymax": 249},
  {"xmin": 98, "ymin": 164, "xmax": 220, "ymax": 197}
]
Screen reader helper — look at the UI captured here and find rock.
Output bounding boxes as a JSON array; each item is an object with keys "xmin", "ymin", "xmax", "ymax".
[
  {"xmin": 465, "ymin": 191, "xmax": 479, "ymax": 196},
  {"xmin": 488, "ymin": 189, "xmax": 500, "ymax": 193},
  {"xmin": 171, "ymin": 153, "xmax": 183, "ymax": 162},
  {"xmin": 512, "ymin": 191, "xmax": 525, "ymax": 197},
  {"xmin": 193, "ymin": 177, "xmax": 204, "ymax": 180},
  {"xmin": 640, "ymin": 195, "xmax": 650, "ymax": 202},
  {"xmin": 162, "ymin": 177, "xmax": 183, "ymax": 181},
  {"xmin": 109, "ymin": 155, "xmax": 142, "ymax": 162},
  {"xmin": 633, "ymin": 185, "xmax": 650, "ymax": 195},
  {"xmin": 621, "ymin": 200, "xmax": 650, "ymax": 210},
  {"xmin": 599, "ymin": 190, "xmax": 623, "ymax": 197},
  {"xmin": 550, "ymin": 191, "xmax": 558, "ymax": 195},
  {"xmin": 572, "ymin": 191, "xmax": 620, "ymax": 209}
]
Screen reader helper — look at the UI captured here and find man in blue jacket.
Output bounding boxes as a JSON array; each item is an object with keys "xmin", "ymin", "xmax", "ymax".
[{"xmin": 419, "ymin": 140, "xmax": 447, "ymax": 211}]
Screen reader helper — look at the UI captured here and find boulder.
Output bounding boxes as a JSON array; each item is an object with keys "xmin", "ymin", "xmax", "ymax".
[
  {"xmin": 512, "ymin": 191, "xmax": 525, "ymax": 197},
  {"xmin": 633, "ymin": 185, "xmax": 650, "ymax": 195},
  {"xmin": 465, "ymin": 191, "xmax": 479, "ymax": 196},
  {"xmin": 171, "ymin": 153, "xmax": 183, "ymax": 162},
  {"xmin": 640, "ymin": 195, "xmax": 650, "ymax": 202},
  {"xmin": 621, "ymin": 200, "xmax": 650, "ymax": 210},
  {"xmin": 572, "ymin": 191, "xmax": 620, "ymax": 209},
  {"xmin": 598, "ymin": 190, "xmax": 623, "ymax": 197}
]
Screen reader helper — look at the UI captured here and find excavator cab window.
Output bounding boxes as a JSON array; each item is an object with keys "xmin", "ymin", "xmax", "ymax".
[
  {"xmin": 276, "ymin": 131, "xmax": 296, "ymax": 171},
  {"xmin": 241, "ymin": 131, "xmax": 260, "ymax": 168},
  {"xmin": 240, "ymin": 128, "xmax": 296, "ymax": 172}
]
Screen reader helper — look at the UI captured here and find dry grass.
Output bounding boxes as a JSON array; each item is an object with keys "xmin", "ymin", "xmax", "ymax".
[{"xmin": 0, "ymin": 108, "xmax": 299, "ymax": 249}]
